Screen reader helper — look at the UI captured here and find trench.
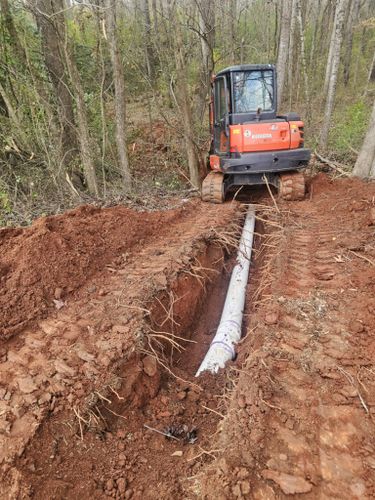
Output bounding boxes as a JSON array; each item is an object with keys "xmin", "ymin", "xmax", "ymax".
[
  {"xmin": 100, "ymin": 216, "xmax": 266, "ymax": 425},
  {"xmin": 15, "ymin": 223, "xmax": 268, "ymax": 499}
]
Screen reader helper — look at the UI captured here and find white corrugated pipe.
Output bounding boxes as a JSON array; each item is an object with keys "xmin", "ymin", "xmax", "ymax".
[{"xmin": 195, "ymin": 205, "xmax": 255, "ymax": 376}]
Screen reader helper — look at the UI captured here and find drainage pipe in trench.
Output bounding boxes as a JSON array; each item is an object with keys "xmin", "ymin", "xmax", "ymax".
[{"xmin": 195, "ymin": 205, "xmax": 255, "ymax": 376}]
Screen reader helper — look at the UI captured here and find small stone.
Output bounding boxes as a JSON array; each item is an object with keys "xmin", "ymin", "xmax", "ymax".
[
  {"xmin": 232, "ymin": 484, "xmax": 242, "ymax": 498},
  {"xmin": 157, "ymin": 410, "xmax": 171, "ymax": 418},
  {"xmin": 187, "ymin": 391, "xmax": 200, "ymax": 402},
  {"xmin": 18, "ymin": 377, "xmax": 38, "ymax": 394},
  {"xmin": 238, "ymin": 394, "xmax": 246, "ymax": 409},
  {"xmin": 286, "ymin": 418, "xmax": 294, "ymax": 430},
  {"xmin": 171, "ymin": 450, "xmax": 183, "ymax": 457},
  {"xmin": 117, "ymin": 429, "xmax": 126, "ymax": 439},
  {"xmin": 125, "ymin": 489, "xmax": 133, "ymax": 499},
  {"xmin": 262, "ymin": 470, "xmax": 312, "ymax": 495},
  {"xmin": 118, "ymin": 442, "xmax": 125, "ymax": 451},
  {"xmin": 237, "ymin": 467, "xmax": 249, "ymax": 479},
  {"xmin": 142, "ymin": 356, "xmax": 158, "ymax": 377},
  {"xmin": 160, "ymin": 395, "xmax": 169, "ymax": 405},
  {"xmin": 106, "ymin": 479, "xmax": 114, "ymax": 491},
  {"xmin": 117, "ymin": 478, "xmax": 127, "ymax": 494},
  {"xmin": 240, "ymin": 481, "xmax": 251, "ymax": 495},
  {"xmin": 38, "ymin": 392, "xmax": 52, "ymax": 404},
  {"xmin": 54, "ymin": 359, "xmax": 76, "ymax": 377},
  {"xmin": 265, "ymin": 311, "xmax": 279, "ymax": 325},
  {"xmin": 54, "ymin": 287, "xmax": 63, "ymax": 300},
  {"xmin": 76, "ymin": 347, "xmax": 95, "ymax": 363},
  {"xmin": 348, "ymin": 319, "xmax": 364, "ymax": 333},
  {"xmin": 177, "ymin": 391, "xmax": 186, "ymax": 400}
]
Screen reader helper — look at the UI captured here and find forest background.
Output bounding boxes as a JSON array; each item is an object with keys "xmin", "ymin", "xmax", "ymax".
[{"xmin": 0, "ymin": 0, "xmax": 374, "ymax": 224}]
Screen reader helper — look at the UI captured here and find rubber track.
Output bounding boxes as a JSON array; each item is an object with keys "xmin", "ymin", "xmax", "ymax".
[
  {"xmin": 201, "ymin": 172, "xmax": 224, "ymax": 204},
  {"xmin": 279, "ymin": 172, "xmax": 306, "ymax": 201}
]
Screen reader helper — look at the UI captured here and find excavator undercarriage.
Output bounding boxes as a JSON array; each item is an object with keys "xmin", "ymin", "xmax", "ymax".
[{"xmin": 201, "ymin": 171, "xmax": 306, "ymax": 204}]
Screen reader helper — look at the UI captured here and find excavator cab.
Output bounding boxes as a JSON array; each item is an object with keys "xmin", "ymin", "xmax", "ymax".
[{"xmin": 202, "ymin": 64, "xmax": 310, "ymax": 203}]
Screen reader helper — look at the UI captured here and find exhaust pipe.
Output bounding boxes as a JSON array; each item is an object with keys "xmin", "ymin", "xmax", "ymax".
[{"xmin": 196, "ymin": 206, "xmax": 255, "ymax": 376}]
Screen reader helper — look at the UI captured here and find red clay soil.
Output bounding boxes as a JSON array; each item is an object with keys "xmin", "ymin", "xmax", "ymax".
[
  {"xmin": 0, "ymin": 198, "xmax": 242, "ymax": 499},
  {"xmin": 0, "ymin": 202, "xmax": 196, "ymax": 340},
  {"xmin": 200, "ymin": 174, "xmax": 375, "ymax": 499},
  {"xmin": 1, "ymin": 173, "xmax": 375, "ymax": 500}
]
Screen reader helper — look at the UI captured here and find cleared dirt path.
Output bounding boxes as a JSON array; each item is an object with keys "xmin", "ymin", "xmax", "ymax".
[{"xmin": 201, "ymin": 174, "xmax": 375, "ymax": 499}]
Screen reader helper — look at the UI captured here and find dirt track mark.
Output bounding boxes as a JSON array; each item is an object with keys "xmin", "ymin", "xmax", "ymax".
[{"xmin": 200, "ymin": 175, "xmax": 375, "ymax": 499}]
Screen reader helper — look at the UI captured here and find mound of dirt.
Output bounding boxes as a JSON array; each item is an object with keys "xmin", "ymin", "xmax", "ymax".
[{"xmin": 0, "ymin": 202, "xmax": 192, "ymax": 340}]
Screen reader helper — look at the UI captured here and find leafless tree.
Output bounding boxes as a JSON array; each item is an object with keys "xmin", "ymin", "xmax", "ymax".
[
  {"xmin": 296, "ymin": 0, "xmax": 309, "ymax": 107},
  {"xmin": 105, "ymin": 0, "xmax": 132, "ymax": 192},
  {"xmin": 319, "ymin": 0, "xmax": 347, "ymax": 149},
  {"xmin": 34, "ymin": 0, "xmax": 77, "ymax": 165},
  {"xmin": 196, "ymin": 0, "xmax": 215, "ymax": 118},
  {"xmin": 352, "ymin": 99, "xmax": 375, "ymax": 178},
  {"xmin": 173, "ymin": 5, "xmax": 200, "ymax": 188},
  {"xmin": 142, "ymin": 0, "xmax": 155, "ymax": 81},
  {"xmin": 343, "ymin": 0, "xmax": 360, "ymax": 85},
  {"xmin": 276, "ymin": 0, "xmax": 292, "ymax": 105}
]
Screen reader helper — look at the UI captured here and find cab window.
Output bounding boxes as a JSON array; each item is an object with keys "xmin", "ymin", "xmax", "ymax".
[
  {"xmin": 233, "ymin": 70, "xmax": 274, "ymax": 113},
  {"xmin": 214, "ymin": 77, "xmax": 228, "ymax": 121}
]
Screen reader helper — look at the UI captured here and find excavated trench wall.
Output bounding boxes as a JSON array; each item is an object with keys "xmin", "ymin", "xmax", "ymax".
[{"xmin": 99, "ymin": 239, "xmax": 234, "ymax": 422}]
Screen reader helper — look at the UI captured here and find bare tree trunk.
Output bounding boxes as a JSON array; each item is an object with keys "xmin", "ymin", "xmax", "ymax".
[
  {"xmin": 274, "ymin": 0, "xmax": 279, "ymax": 58},
  {"xmin": 0, "ymin": 82, "xmax": 29, "ymax": 148},
  {"xmin": 229, "ymin": 0, "xmax": 237, "ymax": 64},
  {"xmin": 174, "ymin": 14, "xmax": 200, "ymax": 188},
  {"xmin": 296, "ymin": 0, "xmax": 309, "ymax": 108},
  {"xmin": 352, "ymin": 99, "xmax": 375, "ymax": 178},
  {"xmin": 309, "ymin": 0, "xmax": 321, "ymax": 66},
  {"xmin": 287, "ymin": 0, "xmax": 297, "ymax": 106},
  {"xmin": 0, "ymin": 0, "xmax": 27, "ymax": 64},
  {"xmin": 370, "ymin": 51, "xmax": 375, "ymax": 82},
  {"xmin": 151, "ymin": 0, "xmax": 158, "ymax": 35},
  {"xmin": 34, "ymin": 0, "xmax": 77, "ymax": 165},
  {"xmin": 63, "ymin": 42, "xmax": 99, "ymax": 196},
  {"xmin": 142, "ymin": 0, "xmax": 154, "ymax": 81},
  {"xmin": 319, "ymin": 0, "xmax": 347, "ymax": 149},
  {"xmin": 196, "ymin": 0, "xmax": 215, "ymax": 119},
  {"xmin": 276, "ymin": 0, "xmax": 292, "ymax": 105},
  {"xmin": 105, "ymin": 0, "xmax": 132, "ymax": 192},
  {"xmin": 343, "ymin": 0, "xmax": 360, "ymax": 85}
]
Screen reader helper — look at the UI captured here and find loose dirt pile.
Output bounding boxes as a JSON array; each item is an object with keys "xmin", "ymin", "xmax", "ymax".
[
  {"xmin": 0, "ymin": 173, "xmax": 374, "ymax": 499},
  {"xmin": 0, "ymin": 202, "xmax": 193, "ymax": 340},
  {"xmin": 0, "ymin": 198, "xmax": 242, "ymax": 498}
]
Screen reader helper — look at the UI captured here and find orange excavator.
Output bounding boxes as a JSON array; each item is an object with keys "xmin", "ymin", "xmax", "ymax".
[{"xmin": 202, "ymin": 64, "xmax": 310, "ymax": 203}]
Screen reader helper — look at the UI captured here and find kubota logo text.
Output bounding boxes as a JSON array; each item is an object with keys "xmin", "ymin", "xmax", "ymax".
[{"xmin": 244, "ymin": 130, "xmax": 272, "ymax": 139}]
